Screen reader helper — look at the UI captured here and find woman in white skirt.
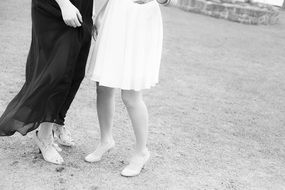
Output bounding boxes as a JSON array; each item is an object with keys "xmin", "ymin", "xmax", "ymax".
[{"xmin": 85, "ymin": 0, "xmax": 163, "ymax": 177}]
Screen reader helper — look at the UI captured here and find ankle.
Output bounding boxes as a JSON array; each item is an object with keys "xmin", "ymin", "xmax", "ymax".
[
  {"xmin": 38, "ymin": 123, "xmax": 53, "ymax": 140},
  {"xmin": 100, "ymin": 136, "xmax": 114, "ymax": 145},
  {"xmin": 134, "ymin": 147, "xmax": 149, "ymax": 156},
  {"xmin": 38, "ymin": 131, "xmax": 52, "ymax": 141}
]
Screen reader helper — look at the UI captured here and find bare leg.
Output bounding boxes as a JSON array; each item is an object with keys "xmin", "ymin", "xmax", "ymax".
[
  {"xmin": 85, "ymin": 84, "xmax": 115, "ymax": 162},
  {"xmin": 120, "ymin": 90, "xmax": 150, "ymax": 177},
  {"xmin": 96, "ymin": 84, "xmax": 116, "ymax": 143},
  {"xmin": 121, "ymin": 90, "xmax": 149, "ymax": 154},
  {"xmin": 38, "ymin": 122, "xmax": 53, "ymax": 140}
]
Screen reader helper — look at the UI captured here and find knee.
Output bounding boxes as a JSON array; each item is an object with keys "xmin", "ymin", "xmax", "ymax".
[
  {"xmin": 96, "ymin": 85, "xmax": 115, "ymax": 98},
  {"xmin": 121, "ymin": 91, "xmax": 142, "ymax": 108}
]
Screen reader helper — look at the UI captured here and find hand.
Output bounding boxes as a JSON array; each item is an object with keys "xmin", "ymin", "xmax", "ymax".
[
  {"xmin": 92, "ymin": 15, "xmax": 96, "ymax": 25},
  {"xmin": 133, "ymin": 0, "xmax": 154, "ymax": 4},
  {"xmin": 91, "ymin": 9, "xmax": 104, "ymax": 41},
  {"xmin": 91, "ymin": 15, "xmax": 102, "ymax": 41},
  {"xmin": 91, "ymin": 24, "xmax": 98, "ymax": 41},
  {"xmin": 59, "ymin": 0, "xmax": 83, "ymax": 28}
]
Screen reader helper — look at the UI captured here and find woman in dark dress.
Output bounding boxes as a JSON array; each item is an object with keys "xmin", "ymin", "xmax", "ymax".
[{"xmin": 0, "ymin": 0, "xmax": 94, "ymax": 164}]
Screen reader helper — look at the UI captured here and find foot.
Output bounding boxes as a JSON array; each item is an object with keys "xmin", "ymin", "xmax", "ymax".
[
  {"xmin": 34, "ymin": 131, "xmax": 64, "ymax": 165},
  {"xmin": 53, "ymin": 124, "xmax": 75, "ymax": 147},
  {"xmin": 121, "ymin": 149, "xmax": 150, "ymax": 177},
  {"xmin": 85, "ymin": 139, "xmax": 115, "ymax": 163}
]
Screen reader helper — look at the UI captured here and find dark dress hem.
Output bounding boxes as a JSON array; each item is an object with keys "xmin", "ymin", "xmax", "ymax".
[
  {"xmin": 0, "ymin": 119, "xmax": 64, "ymax": 137},
  {"xmin": 0, "ymin": 0, "xmax": 93, "ymax": 137}
]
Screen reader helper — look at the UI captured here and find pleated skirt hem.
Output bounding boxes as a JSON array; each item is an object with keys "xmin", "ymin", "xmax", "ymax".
[{"xmin": 88, "ymin": 76, "xmax": 159, "ymax": 91}]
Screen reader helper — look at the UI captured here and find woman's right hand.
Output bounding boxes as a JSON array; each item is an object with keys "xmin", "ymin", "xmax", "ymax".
[{"xmin": 56, "ymin": 0, "xmax": 82, "ymax": 28}]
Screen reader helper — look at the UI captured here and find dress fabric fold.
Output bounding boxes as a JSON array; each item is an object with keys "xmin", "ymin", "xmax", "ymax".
[{"xmin": 0, "ymin": 0, "xmax": 93, "ymax": 136}]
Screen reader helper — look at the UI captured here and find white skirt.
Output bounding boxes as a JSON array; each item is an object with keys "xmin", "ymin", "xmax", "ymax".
[{"xmin": 86, "ymin": 0, "xmax": 163, "ymax": 91}]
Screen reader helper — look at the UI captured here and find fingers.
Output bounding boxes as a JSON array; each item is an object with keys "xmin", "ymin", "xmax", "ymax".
[
  {"xmin": 92, "ymin": 25, "xmax": 98, "ymax": 40},
  {"xmin": 65, "ymin": 17, "xmax": 81, "ymax": 28},
  {"xmin": 76, "ymin": 10, "xmax": 83, "ymax": 23},
  {"xmin": 73, "ymin": 17, "xmax": 81, "ymax": 27},
  {"xmin": 65, "ymin": 20, "xmax": 73, "ymax": 27},
  {"xmin": 65, "ymin": 20, "xmax": 75, "ymax": 28},
  {"xmin": 60, "ymin": 1, "xmax": 83, "ymax": 28},
  {"xmin": 63, "ymin": 10, "xmax": 82, "ymax": 28},
  {"xmin": 71, "ymin": 20, "xmax": 78, "ymax": 28}
]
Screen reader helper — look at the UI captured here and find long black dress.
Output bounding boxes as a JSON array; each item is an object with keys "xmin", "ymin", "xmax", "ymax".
[{"xmin": 0, "ymin": 0, "xmax": 93, "ymax": 136}]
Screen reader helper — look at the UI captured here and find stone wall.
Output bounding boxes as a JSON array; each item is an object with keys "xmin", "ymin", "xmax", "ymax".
[{"xmin": 162, "ymin": 0, "xmax": 280, "ymax": 25}]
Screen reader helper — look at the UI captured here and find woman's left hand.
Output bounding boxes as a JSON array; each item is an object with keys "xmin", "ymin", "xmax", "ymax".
[
  {"xmin": 92, "ymin": 25, "xmax": 98, "ymax": 41},
  {"xmin": 133, "ymin": 0, "xmax": 154, "ymax": 4}
]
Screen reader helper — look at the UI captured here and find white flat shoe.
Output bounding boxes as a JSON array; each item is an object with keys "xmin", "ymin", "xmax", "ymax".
[
  {"xmin": 34, "ymin": 131, "xmax": 64, "ymax": 165},
  {"xmin": 121, "ymin": 150, "xmax": 150, "ymax": 177},
  {"xmin": 85, "ymin": 140, "xmax": 115, "ymax": 163},
  {"xmin": 52, "ymin": 142, "xmax": 62, "ymax": 152},
  {"xmin": 53, "ymin": 124, "xmax": 75, "ymax": 147}
]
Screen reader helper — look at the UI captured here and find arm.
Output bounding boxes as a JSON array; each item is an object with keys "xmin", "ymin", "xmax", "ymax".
[
  {"xmin": 92, "ymin": 0, "xmax": 96, "ymax": 19},
  {"xmin": 94, "ymin": 1, "xmax": 108, "ymax": 26},
  {"xmin": 55, "ymin": 0, "xmax": 82, "ymax": 28},
  {"xmin": 92, "ymin": 1, "xmax": 108, "ymax": 39}
]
